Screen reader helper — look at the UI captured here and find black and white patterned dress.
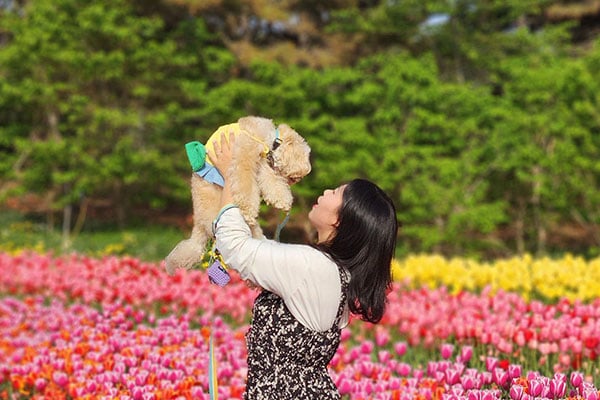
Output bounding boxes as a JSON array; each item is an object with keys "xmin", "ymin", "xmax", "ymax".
[{"xmin": 244, "ymin": 264, "xmax": 349, "ymax": 399}]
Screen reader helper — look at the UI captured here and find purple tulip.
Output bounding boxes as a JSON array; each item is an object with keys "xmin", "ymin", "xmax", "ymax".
[
  {"xmin": 550, "ymin": 378, "xmax": 567, "ymax": 398},
  {"xmin": 445, "ymin": 367, "xmax": 461, "ymax": 385},
  {"xmin": 461, "ymin": 374, "xmax": 477, "ymax": 390},
  {"xmin": 492, "ymin": 368, "xmax": 510, "ymax": 388},
  {"xmin": 585, "ymin": 388, "xmax": 599, "ymax": 400},
  {"xmin": 571, "ymin": 371, "xmax": 584, "ymax": 390},
  {"xmin": 480, "ymin": 389, "xmax": 498, "ymax": 400},
  {"xmin": 509, "ymin": 384, "xmax": 524, "ymax": 400},
  {"xmin": 508, "ymin": 364, "xmax": 522, "ymax": 379},
  {"xmin": 468, "ymin": 390, "xmax": 481, "ymax": 400},
  {"xmin": 485, "ymin": 357, "xmax": 498, "ymax": 372},
  {"xmin": 529, "ymin": 379, "xmax": 544, "ymax": 397}
]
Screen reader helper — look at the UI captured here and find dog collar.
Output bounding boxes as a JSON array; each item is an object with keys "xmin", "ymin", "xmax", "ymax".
[
  {"xmin": 266, "ymin": 128, "xmax": 283, "ymax": 169},
  {"xmin": 272, "ymin": 128, "xmax": 282, "ymax": 151}
]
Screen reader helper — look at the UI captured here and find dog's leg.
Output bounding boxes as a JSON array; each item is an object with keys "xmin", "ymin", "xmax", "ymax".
[
  {"xmin": 248, "ymin": 222, "xmax": 265, "ymax": 240},
  {"xmin": 165, "ymin": 226, "xmax": 209, "ymax": 275},
  {"xmin": 164, "ymin": 175, "xmax": 221, "ymax": 275},
  {"xmin": 228, "ymin": 135, "xmax": 263, "ymax": 225},
  {"xmin": 257, "ymin": 162, "xmax": 293, "ymax": 212}
]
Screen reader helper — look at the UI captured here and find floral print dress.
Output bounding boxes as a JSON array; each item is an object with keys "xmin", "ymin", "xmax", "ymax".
[{"xmin": 244, "ymin": 264, "xmax": 349, "ymax": 399}]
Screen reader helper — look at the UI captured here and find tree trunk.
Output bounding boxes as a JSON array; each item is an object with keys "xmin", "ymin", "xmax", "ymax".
[
  {"xmin": 531, "ymin": 165, "xmax": 546, "ymax": 255},
  {"xmin": 62, "ymin": 203, "xmax": 72, "ymax": 251},
  {"xmin": 72, "ymin": 197, "xmax": 89, "ymax": 237},
  {"xmin": 515, "ymin": 197, "xmax": 526, "ymax": 255}
]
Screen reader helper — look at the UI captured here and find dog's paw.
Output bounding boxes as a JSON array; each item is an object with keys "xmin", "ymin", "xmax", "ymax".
[
  {"xmin": 269, "ymin": 190, "xmax": 293, "ymax": 211},
  {"xmin": 260, "ymin": 179, "xmax": 293, "ymax": 211}
]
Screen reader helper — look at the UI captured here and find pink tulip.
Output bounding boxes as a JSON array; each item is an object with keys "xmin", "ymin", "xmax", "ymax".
[
  {"xmin": 458, "ymin": 345, "xmax": 473, "ymax": 363},
  {"xmin": 550, "ymin": 378, "xmax": 567, "ymax": 398},
  {"xmin": 468, "ymin": 391, "xmax": 481, "ymax": 400},
  {"xmin": 375, "ymin": 328, "xmax": 390, "ymax": 346},
  {"xmin": 461, "ymin": 374, "xmax": 477, "ymax": 390},
  {"xmin": 509, "ymin": 384, "xmax": 524, "ymax": 400},
  {"xmin": 394, "ymin": 341, "xmax": 407, "ymax": 357},
  {"xmin": 529, "ymin": 380, "xmax": 544, "ymax": 397},
  {"xmin": 481, "ymin": 389, "xmax": 498, "ymax": 400},
  {"xmin": 378, "ymin": 350, "xmax": 391, "ymax": 363},
  {"xmin": 52, "ymin": 371, "xmax": 69, "ymax": 387},
  {"xmin": 571, "ymin": 371, "xmax": 584, "ymax": 390},
  {"xmin": 340, "ymin": 329, "xmax": 351, "ymax": 341},
  {"xmin": 396, "ymin": 362, "xmax": 411, "ymax": 376},
  {"xmin": 34, "ymin": 378, "xmax": 47, "ymax": 391},
  {"xmin": 427, "ymin": 361, "xmax": 438, "ymax": 376},
  {"xmin": 585, "ymin": 388, "xmax": 599, "ymax": 400},
  {"xmin": 508, "ymin": 364, "xmax": 522, "ymax": 379},
  {"xmin": 445, "ymin": 368, "xmax": 461, "ymax": 385},
  {"xmin": 360, "ymin": 340, "xmax": 374, "ymax": 354},
  {"xmin": 492, "ymin": 368, "xmax": 510, "ymax": 388},
  {"xmin": 441, "ymin": 343, "xmax": 454, "ymax": 359},
  {"xmin": 485, "ymin": 357, "xmax": 498, "ymax": 372}
]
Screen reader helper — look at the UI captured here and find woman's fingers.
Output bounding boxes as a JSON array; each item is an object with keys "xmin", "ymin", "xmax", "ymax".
[
  {"xmin": 208, "ymin": 140, "xmax": 219, "ymax": 165},
  {"xmin": 208, "ymin": 130, "xmax": 236, "ymax": 173}
]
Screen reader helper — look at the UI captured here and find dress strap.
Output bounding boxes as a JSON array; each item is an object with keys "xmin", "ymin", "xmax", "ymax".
[{"xmin": 332, "ymin": 264, "xmax": 349, "ymax": 328}]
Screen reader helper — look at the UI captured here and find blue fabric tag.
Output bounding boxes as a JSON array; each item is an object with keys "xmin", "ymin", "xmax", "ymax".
[{"xmin": 195, "ymin": 163, "xmax": 225, "ymax": 187}]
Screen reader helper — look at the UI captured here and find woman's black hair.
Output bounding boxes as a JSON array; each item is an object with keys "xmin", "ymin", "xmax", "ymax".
[{"xmin": 315, "ymin": 179, "xmax": 398, "ymax": 323}]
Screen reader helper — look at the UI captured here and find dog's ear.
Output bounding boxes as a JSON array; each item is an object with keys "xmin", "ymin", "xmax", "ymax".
[
  {"xmin": 273, "ymin": 124, "xmax": 312, "ymax": 179},
  {"xmin": 238, "ymin": 116, "xmax": 276, "ymax": 140}
]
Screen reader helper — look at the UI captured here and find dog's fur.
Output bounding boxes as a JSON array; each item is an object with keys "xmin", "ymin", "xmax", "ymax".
[{"xmin": 165, "ymin": 116, "xmax": 311, "ymax": 275}]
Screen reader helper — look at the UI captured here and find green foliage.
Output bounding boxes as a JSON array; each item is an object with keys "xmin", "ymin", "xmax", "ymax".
[
  {"xmin": 0, "ymin": 0, "xmax": 231, "ymax": 217},
  {"xmin": 1, "ymin": 0, "xmax": 599, "ymax": 258}
]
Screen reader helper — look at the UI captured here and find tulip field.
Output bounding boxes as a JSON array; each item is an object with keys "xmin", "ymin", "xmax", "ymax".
[{"xmin": 1, "ymin": 252, "xmax": 600, "ymax": 399}]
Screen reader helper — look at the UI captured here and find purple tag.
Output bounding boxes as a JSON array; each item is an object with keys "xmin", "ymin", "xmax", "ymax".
[{"xmin": 207, "ymin": 260, "xmax": 231, "ymax": 287}]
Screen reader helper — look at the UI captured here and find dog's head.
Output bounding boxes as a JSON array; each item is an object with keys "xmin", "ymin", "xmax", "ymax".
[{"xmin": 271, "ymin": 124, "xmax": 311, "ymax": 185}]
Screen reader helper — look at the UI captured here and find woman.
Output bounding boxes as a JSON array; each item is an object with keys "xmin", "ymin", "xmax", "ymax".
[{"xmin": 210, "ymin": 133, "xmax": 398, "ymax": 399}]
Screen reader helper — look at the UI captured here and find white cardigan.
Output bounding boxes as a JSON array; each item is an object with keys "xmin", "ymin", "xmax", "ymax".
[{"xmin": 215, "ymin": 207, "xmax": 349, "ymax": 332}]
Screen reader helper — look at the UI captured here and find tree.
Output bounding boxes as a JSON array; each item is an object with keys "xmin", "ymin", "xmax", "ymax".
[
  {"xmin": 166, "ymin": 0, "xmax": 358, "ymax": 67},
  {"xmin": 0, "ymin": 0, "xmax": 232, "ymax": 245},
  {"xmin": 485, "ymin": 41, "xmax": 600, "ymax": 255},
  {"xmin": 328, "ymin": 0, "xmax": 571, "ymax": 83}
]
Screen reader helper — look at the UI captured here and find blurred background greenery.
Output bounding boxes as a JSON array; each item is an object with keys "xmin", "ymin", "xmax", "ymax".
[{"xmin": 1, "ymin": 0, "xmax": 599, "ymax": 261}]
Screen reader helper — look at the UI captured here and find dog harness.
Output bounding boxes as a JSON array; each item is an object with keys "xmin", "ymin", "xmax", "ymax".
[{"xmin": 185, "ymin": 123, "xmax": 282, "ymax": 188}]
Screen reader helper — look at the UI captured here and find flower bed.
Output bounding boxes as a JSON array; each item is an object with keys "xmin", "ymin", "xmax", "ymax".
[{"xmin": 1, "ymin": 252, "xmax": 599, "ymax": 399}]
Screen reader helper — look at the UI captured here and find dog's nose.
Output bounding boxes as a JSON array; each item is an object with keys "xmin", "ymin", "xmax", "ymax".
[{"xmin": 287, "ymin": 176, "xmax": 301, "ymax": 185}]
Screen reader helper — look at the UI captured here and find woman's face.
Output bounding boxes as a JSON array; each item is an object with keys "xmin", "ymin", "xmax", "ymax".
[{"xmin": 308, "ymin": 184, "xmax": 346, "ymax": 242}]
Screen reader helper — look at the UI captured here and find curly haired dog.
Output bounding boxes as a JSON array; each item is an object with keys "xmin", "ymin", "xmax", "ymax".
[{"xmin": 165, "ymin": 116, "xmax": 311, "ymax": 275}]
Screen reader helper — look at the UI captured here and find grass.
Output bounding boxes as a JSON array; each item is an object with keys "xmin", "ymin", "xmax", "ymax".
[{"xmin": 0, "ymin": 211, "xmax": 187, "ymax": 262}]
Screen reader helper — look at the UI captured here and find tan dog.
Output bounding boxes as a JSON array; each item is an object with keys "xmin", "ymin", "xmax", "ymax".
[{"xmin": 165, "ymin": 116, "xmax": 311, "ymax": 275}]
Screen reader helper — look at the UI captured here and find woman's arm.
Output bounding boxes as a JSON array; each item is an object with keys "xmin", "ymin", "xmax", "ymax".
[
  {"xmin": 208, "ymin": 131, "xmax": 345, "ymax": 330},
  {"xmin": 208, "ymin": 131, "xmax": 310, "ymax": 294}
]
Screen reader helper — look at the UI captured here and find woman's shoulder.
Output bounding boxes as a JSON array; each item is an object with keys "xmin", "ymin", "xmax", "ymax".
[{"xmin": 282, "ymin": 242, "xmax": 338, "ymax": 268}]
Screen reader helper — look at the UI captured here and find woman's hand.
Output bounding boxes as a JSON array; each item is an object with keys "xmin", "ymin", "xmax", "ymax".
[
  {"xmin": 208, "ymin": 131, "xmax": 236, "ymax": 209},
  {"xmin": 208, "ymin": 131, "xmax": 235, "ymax": 177}
]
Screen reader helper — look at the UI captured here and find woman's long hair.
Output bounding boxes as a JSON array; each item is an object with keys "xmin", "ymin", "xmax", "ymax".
[{"xmin": 316, "ymin": 179, "xmax": 398, "ymax": 323}]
